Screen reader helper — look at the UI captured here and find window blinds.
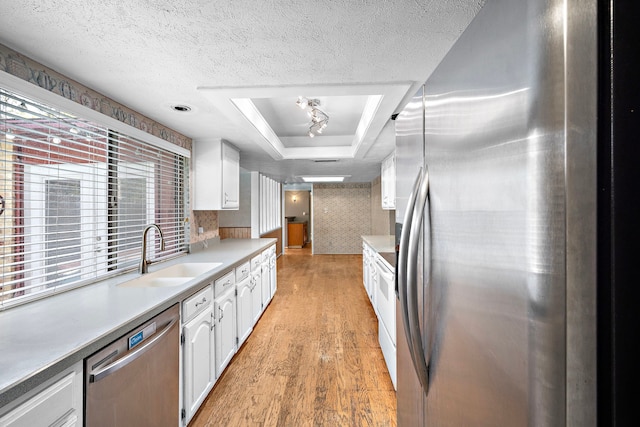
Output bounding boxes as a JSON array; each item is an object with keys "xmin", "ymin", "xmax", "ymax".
[{"xmin": 0, "ymin": 88, "xmax": 187, "ymax": 308}]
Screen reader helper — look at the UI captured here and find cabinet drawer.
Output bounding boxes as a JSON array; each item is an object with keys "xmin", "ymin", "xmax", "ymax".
[
  {"xmin": 235, "ymin": 261, "xmax": 250, "ymax": 282},
  {"xmin": 214, "ymin": 271, "xmax": 235, "ymax": 296},
  {"xmin": 250, "ymin": 255, "xmax": 261, "ymax": 272},
  {"xmin": 0, "ymin": 367, "xmax": 81, "ymax": 427},
  {"xmin": 261, "ymin": 249, "xmax": 270, "ymax": 263},
  {"xmin": 183, "ymin": 286, "xmax": 213, "ymax": 322}
]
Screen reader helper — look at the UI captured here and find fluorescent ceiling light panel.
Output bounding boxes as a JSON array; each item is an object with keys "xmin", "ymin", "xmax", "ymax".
[{"xmin": 300, "ymin": 176, "xmax": 349, "ymax": 183}]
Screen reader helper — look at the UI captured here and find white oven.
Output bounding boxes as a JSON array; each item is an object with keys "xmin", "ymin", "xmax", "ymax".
[{"xmin": 376, "ymin": 255, "xmax": 396, "ymax": 389}]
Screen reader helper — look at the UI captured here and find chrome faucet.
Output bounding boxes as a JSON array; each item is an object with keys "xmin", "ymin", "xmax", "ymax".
[{"xmin": 139, "ymin": 224, "xmax": 165, "ymax": 274}]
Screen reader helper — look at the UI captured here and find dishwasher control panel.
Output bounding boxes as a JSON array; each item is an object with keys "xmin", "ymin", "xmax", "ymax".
[{"xmin": 128, "ymin": 322, "xmax": 157, "ymax": 349}]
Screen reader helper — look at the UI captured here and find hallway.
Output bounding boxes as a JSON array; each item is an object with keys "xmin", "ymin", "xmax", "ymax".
[{"xmin": 190, "ymin": 249, "xmax": 397, "ymax": 426}]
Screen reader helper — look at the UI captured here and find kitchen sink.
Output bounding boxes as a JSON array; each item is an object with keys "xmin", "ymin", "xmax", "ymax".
[
  {"xmin": 118, "ymin": 262, "xmax": 222, "ymax": 288},
  {"xmin": 151, "ymin": 262, "xmax": 222, "ymax": 278}
]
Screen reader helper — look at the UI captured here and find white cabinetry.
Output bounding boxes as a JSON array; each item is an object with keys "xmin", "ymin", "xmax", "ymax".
[
  {"xmin": 0, "ymin": 361, "xmax": 83, "ymax": 427},
  {"xmin": 362, "ymin": 242, "xmax": 371, "ymax": 298},
  {"xmin": 381, "ymin": 152, "xmax": 396, "ymax": 210},
  {"xmin": 361, "ymin": 241, "xmax": 377, "ymax": 310},
  {"xmin": 182, "ymin": 286, "xmax": 215, "ymax": 424},
  {"xmin": 261, "ymin": 248, "xmax": 271, "ymax": 308},
  {"xmin": 192, "ymin": 139, "xmax": 240, "ymax": 210},
  {"xmin": 235, "ymin": 261, "xmax": 253, "ymax": 347},
  {"xmin": 268, "ymin": 245, "xmax": 277, "ymax": 297},
  {"xmin": 179, "ymin": 245, "xmax": 274, "ymax": 424},
  {"xmin": 214, "ymin": 271, "xmax": 237, "ymax": 377},
  {"xmin": 376, "ymin": 256, "xmax": 396, "ymax": 389},
  {"xmin": 250, "ymin": 255, "xmax": 263, "ymax": 324}
]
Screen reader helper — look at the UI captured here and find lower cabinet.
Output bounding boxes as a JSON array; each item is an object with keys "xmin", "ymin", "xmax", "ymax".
[
  {"xmin": 214, "ymin": 286, "xmax": 237, "ymax": 378},
  {"xmin": 0, "ymin": 361, "xmax": 83, "ymax": 427},
  {"xmin": 269, "ymin": 246, "xmax": 277, "ymax": 297},
  {"xmin": 180, "ymin": 246, "xmax": 277, "ymax": 425},
  {"xmin": 182, "ymin": 288, "xmax": 215, "ymax": 424},
  {"xmin": 261, "ymin": 259, "xmax": 270, "ymax": 309},
  {"xmin": 250, "ymin": 271, "xmax": 262, "ymax": 324},
  {"xmin": 376, "ymin": 256, "xmax": 396, "ymax": 390},
  {"xmin": 362, "ymin": 238, "xmax": 396, "ymax": 390},
  {"xmin": 236, "ymin": 274, "xmax": 253, "ymax": 347},
  {"xmin": 250, "ymin": 254, "xmax": 263, "ymax": 323}
]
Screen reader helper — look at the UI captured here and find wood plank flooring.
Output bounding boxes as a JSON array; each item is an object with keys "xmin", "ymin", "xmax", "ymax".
[{"xmin": 190, "ymin": 247, "xmax": 397, "ymax": 427}]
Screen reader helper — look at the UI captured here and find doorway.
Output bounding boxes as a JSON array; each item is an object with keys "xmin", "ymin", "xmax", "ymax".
[{"xmin": 283, "ymin": 184, "xmax": 312, "ymax": 251}]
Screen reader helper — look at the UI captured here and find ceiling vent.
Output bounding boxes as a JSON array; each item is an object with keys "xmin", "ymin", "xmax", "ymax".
[{"xmin": 312, "ymin": 159, "xmax": 338, "ymax": 163}]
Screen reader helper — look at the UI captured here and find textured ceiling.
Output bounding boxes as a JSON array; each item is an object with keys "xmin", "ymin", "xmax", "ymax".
[{"xmin": 0, "ymin": 0, "xmax": 484, "ymax": 182}]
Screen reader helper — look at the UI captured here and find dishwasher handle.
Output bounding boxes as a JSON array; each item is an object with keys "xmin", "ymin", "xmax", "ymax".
[{"xmin": 89, "ymin": 316, "xmax": 178, "ymax": 383}]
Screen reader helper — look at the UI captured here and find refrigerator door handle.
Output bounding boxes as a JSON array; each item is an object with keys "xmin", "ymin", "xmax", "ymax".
[
  {"xmin": 398, "ymin": 168, "xmax": 423, "ymax": 359},
  {"xmin": 406, "ymin": 165, "xmax": 431, "ymax": 395}
]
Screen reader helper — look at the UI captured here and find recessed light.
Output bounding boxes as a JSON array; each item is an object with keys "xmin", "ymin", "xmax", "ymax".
[{"xmin": 171, "ymin": 104, "xmax": 192, "ymax": 112}]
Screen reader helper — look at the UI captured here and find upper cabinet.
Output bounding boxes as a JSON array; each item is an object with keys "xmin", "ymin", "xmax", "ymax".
[
  {"xmin": 193, "ymin": 139, "xmax": 240, "ymax": 210},
  {"xmin": 381, "ymin": 152, "xmax": 396, "ymax": 210}
]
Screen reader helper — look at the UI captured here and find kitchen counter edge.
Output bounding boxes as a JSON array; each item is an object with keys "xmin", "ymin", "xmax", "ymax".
[{"xmin": 0, "ymin": 238, "xmax": 276, "ymax": 407}]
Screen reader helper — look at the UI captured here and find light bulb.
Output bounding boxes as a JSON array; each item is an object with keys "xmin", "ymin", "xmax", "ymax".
[
  {"xmin": 296, "ymin": 97, "xmax": 308, "ymax": 109},
  {"xmin": 308, "ymin": 130, "xmax": 315, "ymax": 138}
]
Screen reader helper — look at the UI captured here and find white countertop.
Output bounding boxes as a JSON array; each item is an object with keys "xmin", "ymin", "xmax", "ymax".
[
  {"xmin": 362, "ymin": 235, "xmax": 396, "ymax": 270},
  {"xmin": 361, "ymin": 235, "xmax": 396, "ymax": 253},
  {"xmin": 0, "ymin": 238, "xmax": 275, "ymax": 407}
]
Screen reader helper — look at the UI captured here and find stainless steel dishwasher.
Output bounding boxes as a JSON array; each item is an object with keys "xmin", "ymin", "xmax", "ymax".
[{"xmin": 85, "ymin": 304, "xmax": 179, "ymax": 427}]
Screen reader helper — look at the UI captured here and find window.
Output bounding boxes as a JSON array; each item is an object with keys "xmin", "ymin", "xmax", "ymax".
[
  {"xmin": 259, "ymin": 174, "xmax": 281, "ymax": 235},
  {"xmin": 1, "ymin": 88, "xmax": 187, "ymax": 308}
]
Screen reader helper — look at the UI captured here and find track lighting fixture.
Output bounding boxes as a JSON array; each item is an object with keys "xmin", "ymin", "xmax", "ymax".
[{"xmin": 296, "ymin": 96, "xmax": 329, "ymax": 137}]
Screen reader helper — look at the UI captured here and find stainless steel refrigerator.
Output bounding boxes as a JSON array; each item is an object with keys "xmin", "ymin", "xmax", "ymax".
[{"xmin": 395, "ymin": 0, "xmax": 598, "ymax": 425}]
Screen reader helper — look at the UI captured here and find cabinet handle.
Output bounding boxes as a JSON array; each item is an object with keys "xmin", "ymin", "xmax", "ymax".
[
  {"xmin": 195, "ymin": 297, "xmax": 207, "ymax": 307},
  {"xmin": 211, "ymin": 312, "xmax": 214, "ymax": 331},
  {"xmin": 224, "ymin": 192, "xmax": 238, "ymax": 205},
  {"xmin": 219, "ymin": 306, "xmax": 224, "ymax": 321}
]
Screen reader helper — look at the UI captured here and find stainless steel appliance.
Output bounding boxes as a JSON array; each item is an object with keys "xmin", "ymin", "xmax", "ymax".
[
  {"xmin": 395, "ymin": 0, "xmax": 598, "ymax": 425},
  {"xmin": 85, "ymin": 304, "xmax": 180, "ymax": 427}
]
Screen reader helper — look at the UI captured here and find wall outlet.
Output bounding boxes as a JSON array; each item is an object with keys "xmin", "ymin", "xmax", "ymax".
[{"xmin": 198, "ymin": 226, "xmax": 204, "ymax": 234}]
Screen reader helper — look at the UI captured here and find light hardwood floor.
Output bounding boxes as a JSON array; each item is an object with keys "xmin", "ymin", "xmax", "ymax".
[{"xmin": 190, "ymin": 246, "xmax": 397, "ymax": 426}]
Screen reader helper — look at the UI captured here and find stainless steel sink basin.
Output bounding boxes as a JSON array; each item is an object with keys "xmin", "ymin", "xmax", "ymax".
[{"xmin": 118, "ymin": 262, "xmax": 222, "ymax": 288}]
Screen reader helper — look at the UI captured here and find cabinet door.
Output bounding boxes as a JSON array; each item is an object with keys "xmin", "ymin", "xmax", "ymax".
[
  {"xmin": 214, "ymin": 288, "xmax": 237, "ymax": 377},
  {"xmin": 387, "ymin": 155, "xmax": 396, "ymax": 208},
  {"xmin": 381, "ymin": 154, "xmax": 396, "ymax": 210},
  {"xmin": 261, "ymin": 262, "xmax": 270, "ymax": 308},
  {"xmin": 251, "ymin": 272, "xmax": 262, "ymax": 324},
  {"xmin": 221, "ymin": 142, "xmax": 239, "ymax": 209},
  {"xmin": 0, "ymin": 363, "xmax": 82, "ymax": 427},
  {"xmin": 269, "ymin": 255, "xmax": 277, "ymax": 296},
  {"xmin": 192, "ymin": 139, "xmax": 239, "ymax": 210},
  {"xmin": 183, "ymin": 307, "xmax": 215, "ymax": 422},
  {"xmin": 369, "ymin": 261, "xmax": 378, "ymax": 310},
  {"xmin": 236, "ymin": 276, "xmax": 253, "ymax": 346}
]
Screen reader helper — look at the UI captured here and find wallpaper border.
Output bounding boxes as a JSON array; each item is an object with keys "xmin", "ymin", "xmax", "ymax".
[{"xmin": 0, "ymin": 43, "xmax": 190, "ymax": 150}]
